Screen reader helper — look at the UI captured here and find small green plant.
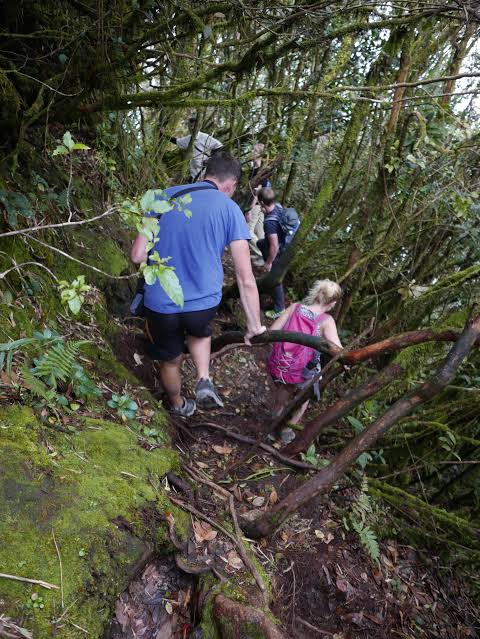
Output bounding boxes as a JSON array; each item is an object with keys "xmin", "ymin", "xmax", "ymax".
[
  {"xmin": 58, "ymin": 275, "xmax": 91, "ymax": 315},
  {"xmin": 107, "ymin": 392, "xmax": 138, "ymax": 421},
  {"xmin": 300, "ymin": 444, "xmax": 331, "ymax": 468},
  {"xmin": 25, "ymin": 593, "xmax": 44, "ymax": 611},
  {"xmin": 52, "ymin": 131, "xmax": 90, "ymax": 156}
]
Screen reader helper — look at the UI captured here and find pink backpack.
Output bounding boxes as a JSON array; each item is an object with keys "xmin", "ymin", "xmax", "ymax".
[{"xmin": 267, "ymin": 304, "xmax": 329, "ymax": 384}]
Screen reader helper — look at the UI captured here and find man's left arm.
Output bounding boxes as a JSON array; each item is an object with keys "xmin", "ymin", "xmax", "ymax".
[
  {"xmin": 131, "ymin": 234, "xmax": 148, "ymax": 264},
  {"xmin": 264, "ymin": 232, "xmax": 279, "ymax": 272},
  {"xmin": 230, "ymin": 239, "xmax": 265, "ymax": 343}
]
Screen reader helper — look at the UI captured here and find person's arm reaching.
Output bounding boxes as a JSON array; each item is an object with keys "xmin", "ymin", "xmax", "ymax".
[
  {"xmin": 321, "ymin": 316, "xmax": 343, "ymax": 352},
  {"xmin": 264, "ymin": 233, "xmax": 279, "ymax": 272},
  {"xmin": 230, "ymin": 239, "xmax": 266, "ymax": 344},
  {"xmin": 131, "ymin": 234, "xmax": 148, "ymax": 264}
]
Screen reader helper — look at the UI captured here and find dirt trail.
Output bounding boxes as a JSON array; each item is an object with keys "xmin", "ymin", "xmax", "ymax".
[{"xmin": 113, "ymin": 315, "xmax": 477, "ymax": 639}]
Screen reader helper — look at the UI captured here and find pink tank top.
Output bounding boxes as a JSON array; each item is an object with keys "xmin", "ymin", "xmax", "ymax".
[{"xmin": 267, "ymin": 304, "xmax": 329, "ymax": 384}]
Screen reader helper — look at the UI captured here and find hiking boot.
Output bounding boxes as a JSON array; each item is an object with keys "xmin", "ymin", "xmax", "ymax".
[
  {"xmin": 195, "ymin": 378, "xmax": 224, "ymax": 408},
  {"xmin": 265, "ymin": 309, "xmax": 283, "ymax": 320},
  {"xmin": 171, "ymin": 397, "xmax": 196, "ymax": 417}
]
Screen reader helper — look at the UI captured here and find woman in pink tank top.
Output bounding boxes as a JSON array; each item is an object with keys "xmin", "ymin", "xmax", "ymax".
[{"xmin": 267, "ymin": 279, "xmax": 343, "ymax": 427}]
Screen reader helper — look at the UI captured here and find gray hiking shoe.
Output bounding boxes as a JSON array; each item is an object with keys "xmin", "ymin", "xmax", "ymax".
[
  {"xmin": 195, "ymin": 378, "xmax": 224, "ymax": 408},
  {"xmin": 171, "ymin": 397, "xmax": 196, "ymax": 417}
]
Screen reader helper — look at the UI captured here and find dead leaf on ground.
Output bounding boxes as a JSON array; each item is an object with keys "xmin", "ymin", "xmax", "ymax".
[
  {"xmin": 269, "ymin": 488, "xmax": 278, "ymax": 504},
  {"xmin": 133, "ymin": 352, "xmax": 143, "ymax": 366},
  {"xmin": 227, "ymin": 550, "xmax": 244, "ymax": 570},
  {"xmin": 212, "ymin": 444, "xmax": 233, "ymax": 455},
  {"xmin": 193, "ymin": 520, "xmax": 218, "ymax": 543},
  {"xmin": 251, "ymin": 496, "xmax": 265, "ymax": 507},
  {"xmin": 336, "ymin": 578, "xmax": 351, "ymax": 593}
]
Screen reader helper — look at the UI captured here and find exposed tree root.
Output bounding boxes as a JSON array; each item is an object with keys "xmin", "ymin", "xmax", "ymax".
[{"xmin": 213, "ymin": 594, "xmax": 290, "ymax": 639}]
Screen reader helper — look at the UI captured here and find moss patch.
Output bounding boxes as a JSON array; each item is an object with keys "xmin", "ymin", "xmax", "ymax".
[{"xmin": 0, "ymin": 405, "xmax": 183, "ymax": 638}]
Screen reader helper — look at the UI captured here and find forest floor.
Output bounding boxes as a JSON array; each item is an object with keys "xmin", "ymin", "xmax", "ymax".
[{"xmin": 109, "ymin": 257, "xmax": 479, "ymax": 639}]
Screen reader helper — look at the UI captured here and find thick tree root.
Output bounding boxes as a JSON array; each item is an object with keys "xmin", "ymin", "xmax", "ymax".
[{"xmin": 213, "ymin": 594, "xmax": 290, "ymax": 639}]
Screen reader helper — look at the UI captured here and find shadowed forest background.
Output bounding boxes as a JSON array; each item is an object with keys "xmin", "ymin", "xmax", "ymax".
[{"xmin": 1, "ymin": 2, "xmax": 480, "ymax": 638}]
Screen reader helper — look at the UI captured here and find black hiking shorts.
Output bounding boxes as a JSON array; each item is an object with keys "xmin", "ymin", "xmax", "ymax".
[{"xmin": 145, "ymin": 305, "xmax": 219, "ymax": 361}]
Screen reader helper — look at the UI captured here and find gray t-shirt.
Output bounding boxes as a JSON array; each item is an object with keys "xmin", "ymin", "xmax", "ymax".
[{"xmin": 176, "ymin": 131, "xmax": 223, "ymax": 179}]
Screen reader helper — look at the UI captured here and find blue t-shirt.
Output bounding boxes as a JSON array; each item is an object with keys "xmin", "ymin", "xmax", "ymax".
[{"xmin": 144, "ymin": 181, "xmax": 250, "ymax": 314}]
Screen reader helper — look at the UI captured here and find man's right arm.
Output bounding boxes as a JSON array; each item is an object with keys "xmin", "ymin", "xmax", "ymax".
[{"xmin": 229, "ymin": 239, "xmax": 266, "ymax": 343}]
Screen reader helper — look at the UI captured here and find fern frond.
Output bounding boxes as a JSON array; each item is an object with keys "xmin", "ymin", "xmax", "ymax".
[
  {"xmin": 20, "ymin": 365, "xmax": 55, "ymax": 401},
  {"xmin": 351, "ymin": 518, "xmax": 380, "ymax": 563},
  {"xmin": 31, "ymin": 341, "xmax": 83, "ymax": 387}
]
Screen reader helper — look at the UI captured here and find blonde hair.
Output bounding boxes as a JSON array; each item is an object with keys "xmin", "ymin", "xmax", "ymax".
[{"xmin": 304, "ymin": 279, "xmax": 342, "ymax": 306}]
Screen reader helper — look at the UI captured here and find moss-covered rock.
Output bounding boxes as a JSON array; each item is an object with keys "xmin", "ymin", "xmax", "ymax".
[{"xmin": 0, "ymin": 405, "xmax": 186, "ymax": 638}]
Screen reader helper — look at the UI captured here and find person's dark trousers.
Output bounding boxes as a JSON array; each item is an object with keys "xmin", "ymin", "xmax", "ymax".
[{"xmin": 273, "ymin": 282, "xmax": 285, "ymax": 312}]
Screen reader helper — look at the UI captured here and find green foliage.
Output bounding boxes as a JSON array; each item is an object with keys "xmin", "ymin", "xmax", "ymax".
[
  {"xmin": 300, "ymin": 444, "xmax": 331, "ymax": 468},
  {"xmin": 58, "ymin": 275, "xmax": 91, "ymax": 315},
  {"xmin": 52, "ymin": 131, "xmax": 90, "ymax": 156},
  {"xmin": 107, "ymin": 392, "xmax": 138, "ymax": 421}
]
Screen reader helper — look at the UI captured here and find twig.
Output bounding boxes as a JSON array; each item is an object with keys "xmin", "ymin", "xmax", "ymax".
[
  {"xmin": 297, "ymin": 617, "xmax": 334, "ymax": 635},
  {"xmin": 169, "ymin": 493, "xmax": 268, "ymax": 604},
  {"xmin": 183, "ymin": 466, "xmax": 268, "ymax": 603},
  {"xmin": 0, "ymin": 208, "xmax": 117, "ymax": 239},
  {"xmin": 68, "ymin": 620, "xmax": 89, "ymax": 634},
  {"xmin": 0, "ymin": 572, "xmax": 59, "ymax": 590},
  {"xmin": 21, "ymin": 233, "xmax": 138, "ymax": 280},
  {"xmin": 52, "ymin": 529, "xmax": 64, "ymax": 609},
  {"xmin": 0, "ymin": 261, "xmax": 59, "ymax": 282},
  {"xmin": 191, "ymin": 422, "xmax": 318, "ymax": 471}
]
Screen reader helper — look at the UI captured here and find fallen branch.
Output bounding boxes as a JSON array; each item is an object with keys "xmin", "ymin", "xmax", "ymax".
[
  {"xmin": 168, "ymin": 495, "xmax": 268, "ymax": 604},
  {"xmin": 282, "ymin": 363, "xmax": 405, "ymax": 457},
  {"xmin": 184, "ymin": 465, "xmax": 268, "ymax": 604},
  {"xmin": 0, "ymin": 572, "xmax": 59, "ymax": 590},
  {"xmin": 241, "ymin": 313, "xmax": 480, "ymax": 538},
  {"xmin": 192, "ymin": 422, "xmax": 318, "ymax": 471}
]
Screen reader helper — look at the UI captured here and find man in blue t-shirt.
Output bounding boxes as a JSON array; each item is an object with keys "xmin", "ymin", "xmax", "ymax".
[
  {"xmin": 131, "ymin": 153, "xmax": 265, "ymax": 416},
  {"xmin": 257, "ymin": 187, "xmax": 285, "ymax": 320}
]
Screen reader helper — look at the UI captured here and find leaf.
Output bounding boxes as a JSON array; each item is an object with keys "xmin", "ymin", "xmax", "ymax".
[
  {"xmin": 58, "ymin": 53, "xmax": 68, "ymax": 64},
  {"xmin": 165, "ymin": 601, "xmax": 173, "ymax": 614},
  {"xmin": 251, "ymin": 496, "xmax": 265, "ymax": 507},
  {"xmin": 356, "ymin": 452, "xmax": 372, "ymax": 469},
  {"xmin": 133, "ymin": 352, "xmax": 143, "ymax": 366},
  {"xmin": 314, "ymin": 529, "xmax": 324, "ymax": 539},
  {"xmin": 158, "ymin": 267, "xmax": 184, "ymax": 307},
  {"xmin": 269, "ymin": 488, "xmax": 278, "ymax": 504},
  {"xmin": 140, "ymin": 189, "xmax": 156, "ymax": 212},
  {"xmin": 193, "ymin": 520, "xmax": 217, "ymax": 543},
  {"xmin": 336, "ymin": 578, "xmax": 350, "ymax": 593},
  {"xmin": 212, "ymin": 444, "xmax": 233, "ymax": 455},
  {"xmin": 68, "ymin": 296, "xmax": 82, "ymax": 315},
  {"xmin": 226, "ymin": 550, "xmax": 243, "ymax": 570},
  {"xmin": 72, "ymin": 143, "xmax": 90, "ymax": 150},
  {"xmin": 346, "ymin": 415, "xmax": 364, "ymax": 433},
  {"xmin": 63, "ymin": 131, "xmax": 74, "ymax": 150},
  {"xmin": 150, "ymin": 198, "xmax": 172, "ymax": 215},
  {"xmin": 52, "ymin": 145, "xmax": 69, "ymax": 156}
]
